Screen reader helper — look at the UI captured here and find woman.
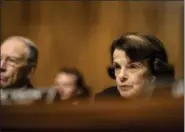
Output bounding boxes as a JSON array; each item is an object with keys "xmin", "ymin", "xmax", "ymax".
[
  {"xmin": 95, "ymin": 32, "xmax": 175, "ymax": 101},
  {"xmin": 46, "ymin": 68, "xmax": 91, "ymax": 105}
]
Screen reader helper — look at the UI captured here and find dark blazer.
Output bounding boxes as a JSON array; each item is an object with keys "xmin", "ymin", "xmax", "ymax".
[
  {"xmin": 23, "ymin": 80, "xmax": 34, "ymax": 89},
  {"xmin": 95, "ymin": 86, "xmax": 122, "ymax": 101}
]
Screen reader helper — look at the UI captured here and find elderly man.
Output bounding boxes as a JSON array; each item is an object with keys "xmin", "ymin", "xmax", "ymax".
[{"xmin": 0, "ymin": 36, "xmax": 38, "ymax": 89}]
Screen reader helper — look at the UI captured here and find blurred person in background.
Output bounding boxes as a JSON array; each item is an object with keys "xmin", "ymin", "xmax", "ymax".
[
  {"xmin": 0, "ymin": 36, "xmax": 38, "ymax": 89},
  {"xmin": 95, "ymin": 32, "xmax": 175, "ymax": 101},
  {"xmin": 172, "ymin": 77, "xmax": 184, "ymax": 98},
  {"xmin": 46, "ymin": 68, "xmax": 91, "ymax": 105}
]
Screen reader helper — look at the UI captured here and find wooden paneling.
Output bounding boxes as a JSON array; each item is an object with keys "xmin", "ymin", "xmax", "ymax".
[{"xmin": 1, "ymin": 1, "xmax": 184, "ymax": 93}]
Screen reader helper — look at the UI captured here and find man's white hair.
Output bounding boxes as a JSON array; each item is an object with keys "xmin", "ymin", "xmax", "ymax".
[{"xmin": 3, "ymin": 36, "xmax": 39, "ymax": 64}]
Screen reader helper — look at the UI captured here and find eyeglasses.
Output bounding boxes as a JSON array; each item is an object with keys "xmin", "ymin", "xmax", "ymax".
[{"xmin": 0, "ymin": 55, "xmax": 27, "ymax": 67}]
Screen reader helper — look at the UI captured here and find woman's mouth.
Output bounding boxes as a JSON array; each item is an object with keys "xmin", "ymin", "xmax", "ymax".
[{"xmin": 119, "ymin": 85, "xmax": 133, "ymax": 91}]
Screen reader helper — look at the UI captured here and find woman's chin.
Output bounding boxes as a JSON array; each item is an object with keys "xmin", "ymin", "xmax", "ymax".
[
  {"xmin": 118, "ymin": 89, "xmax": 141, "ymax": 99},
  {"xmin": 119, "ymin": 91, "xmax": 135, "ymax": 99}
]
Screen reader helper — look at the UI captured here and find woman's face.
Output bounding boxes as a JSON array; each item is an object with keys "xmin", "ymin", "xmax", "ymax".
[
  {"xmin": 113, "ymin": 49, "xmax": 152, "ymax": 99},
  {"xmin": 55, "ymin": 73, "xmax": 77, "ymax": 100}
]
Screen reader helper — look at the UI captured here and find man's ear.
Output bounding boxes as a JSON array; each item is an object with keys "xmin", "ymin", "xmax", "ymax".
[{"xmin": 26, "ymin": 63, "xmax": 37, "ymax": 78}]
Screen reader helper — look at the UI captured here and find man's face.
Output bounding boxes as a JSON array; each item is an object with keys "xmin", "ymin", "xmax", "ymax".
[
  {"xmin": 0, "ymin": 39, "xmax": 30, "ymax": 88},
  {"xmin": 55, "ymin": 73, "xmax": 77, "ymax": 100}
]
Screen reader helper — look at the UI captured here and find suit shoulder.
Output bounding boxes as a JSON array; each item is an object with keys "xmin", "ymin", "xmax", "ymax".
[{"xmin": 95, "ymin": 86, "xmax": 119, "ymax": 99}]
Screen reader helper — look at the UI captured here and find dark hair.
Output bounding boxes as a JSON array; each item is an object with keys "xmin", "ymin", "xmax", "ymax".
[
  {"xmin": 27, "ymin": 44, "xmax": 39, "ymax": 64},
  {"xmin": 58, "ymin": 68, "xmax": 91, "ymax": 99},
  {"xmin": 108, "ymin": 32, "xmax": 175, "ymax": 85}
]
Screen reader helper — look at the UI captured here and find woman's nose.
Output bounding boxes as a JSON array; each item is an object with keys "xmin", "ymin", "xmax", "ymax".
[{"xmin": 118, "ymin": 68, "xmax": 128, "ymax": 82}]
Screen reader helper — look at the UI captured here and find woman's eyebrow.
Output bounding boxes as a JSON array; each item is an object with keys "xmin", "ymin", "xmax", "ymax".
[
  {"xmin": 127, "ymin": 60, "xmax": 134, "ymax": 64},
  {"xmin": 129, "ymin": 61, "xmax": 143, "ymax": 66}
]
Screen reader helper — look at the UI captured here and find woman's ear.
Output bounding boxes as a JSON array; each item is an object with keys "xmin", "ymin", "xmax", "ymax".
[{"xmin": 107, "ymin": 66, "xmax": 116, "ymax": 79}]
